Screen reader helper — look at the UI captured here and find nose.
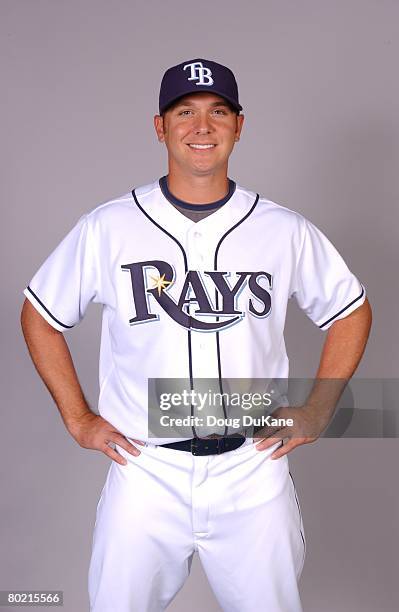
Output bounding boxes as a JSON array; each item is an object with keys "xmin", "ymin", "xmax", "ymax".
[{"xmin": 193, "ymin": 112, "xmax": 212, "ymax": 135}]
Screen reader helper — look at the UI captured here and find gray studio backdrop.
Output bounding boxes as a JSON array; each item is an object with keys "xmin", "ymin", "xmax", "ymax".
[{"xmin": 2, "ymin": 1, "xmax": 398, "ymax": 611}]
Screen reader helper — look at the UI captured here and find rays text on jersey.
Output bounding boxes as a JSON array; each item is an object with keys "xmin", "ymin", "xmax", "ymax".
[{"xmin": 121, "ymin": 260, "xmax": 273, "ymax": 332}]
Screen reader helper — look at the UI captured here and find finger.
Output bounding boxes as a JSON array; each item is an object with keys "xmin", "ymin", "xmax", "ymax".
[
  {"xmin": 102, "ymin": 445, "xmax": 128, "ymax": 466},
  {"xmin": 130, "ymin": 438, "xmax": 146, "ymax": 446},
  {"xmin": 106, "ymin": 426, "xmax": 146, "ymax": 445},
  {"xmin": 271, "ymin": 439, "xmax": 300, "ymax": 460},
  {"xmin": 255, "ymin": 437, "xmax": 282, "ymax": 451},
  {"xmin": 255, "ymin": 430, "xmax": 288, "ymax": 451},
  {"xmin": 109, "ymin": 435, "xmax": 142, "ymax": 456}
]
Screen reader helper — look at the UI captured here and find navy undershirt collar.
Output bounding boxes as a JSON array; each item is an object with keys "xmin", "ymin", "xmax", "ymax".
[{"xmin": 159, "ymin": 175, "xmax": 236, "ymax": 211}]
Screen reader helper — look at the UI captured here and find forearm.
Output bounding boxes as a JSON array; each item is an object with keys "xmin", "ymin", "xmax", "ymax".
[
  {"xmin": 20, "ymin": 299, "xmax": 94, "ymax": 433},
  {"xmin": 306, "ymin": 298, "xmax": 373, "ymax": 416}
]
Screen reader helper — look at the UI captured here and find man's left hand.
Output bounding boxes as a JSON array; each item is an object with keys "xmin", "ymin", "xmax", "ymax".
[{"xmin": 254, "ymin": 404, "xmax": 332, "ymax": 459}]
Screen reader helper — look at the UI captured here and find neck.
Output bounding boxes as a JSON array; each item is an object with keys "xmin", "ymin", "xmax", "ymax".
[{"xmin": 166, "ymin": 166, "xmax": 229, "ymax": 205}]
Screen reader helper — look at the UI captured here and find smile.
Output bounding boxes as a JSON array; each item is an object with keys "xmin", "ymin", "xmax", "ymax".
[{"xmin": 188, "ymin": 144, "xmax": 216, "ymax": 149}]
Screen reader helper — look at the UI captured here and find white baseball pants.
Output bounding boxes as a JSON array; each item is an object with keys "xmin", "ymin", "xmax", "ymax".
[{"xmin": 88, "ymin": 438, "xmax": 305, "ymax": 612}]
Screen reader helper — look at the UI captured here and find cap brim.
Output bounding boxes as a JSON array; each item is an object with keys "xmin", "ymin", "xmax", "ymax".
[{"xmin": 160, "ymin": 88, "xmax": 243, "ymax": 114}]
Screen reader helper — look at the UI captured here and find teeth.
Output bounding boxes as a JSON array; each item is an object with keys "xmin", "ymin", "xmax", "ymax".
[{"xmin": 189, "ymin": 144, "xmax": 215, "ymax": 149}]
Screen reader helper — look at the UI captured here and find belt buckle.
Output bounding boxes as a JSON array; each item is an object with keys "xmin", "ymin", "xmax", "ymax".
[{"xmin": 191, "ymin": 437, "xmax": 222, "ymax": 456}]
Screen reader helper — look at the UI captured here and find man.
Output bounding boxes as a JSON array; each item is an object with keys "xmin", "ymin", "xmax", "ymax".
[{"xmin": 21, "ymin": 58, "xmax": 372, "ymax": 611}]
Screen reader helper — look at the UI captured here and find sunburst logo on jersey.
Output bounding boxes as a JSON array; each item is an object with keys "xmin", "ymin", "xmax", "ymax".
[{"xmin": 150, "ymin": 273, "xmax": 172, "ymax": 297}]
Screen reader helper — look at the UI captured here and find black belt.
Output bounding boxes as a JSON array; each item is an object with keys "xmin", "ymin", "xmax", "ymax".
[{"xmin": 159, "ymin": 435, "xmax": 246, "ymax": 456}]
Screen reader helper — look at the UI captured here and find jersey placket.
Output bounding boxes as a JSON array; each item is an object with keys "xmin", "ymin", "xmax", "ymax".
[{"xmin": 185, "ymin": 226, "xmax": 226, "ymax": 438}]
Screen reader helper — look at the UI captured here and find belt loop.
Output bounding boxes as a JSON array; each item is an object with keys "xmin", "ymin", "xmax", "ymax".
[{"xmin": 217, "ymin": 437, "xmax": 225, "ymax": 454}]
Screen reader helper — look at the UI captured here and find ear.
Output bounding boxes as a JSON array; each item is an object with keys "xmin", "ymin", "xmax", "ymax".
[
  {"xmin": 154, "ymin": 115, "xmax": 166, "ymax": 142},
  {"xmin": 234, "ymin": 114, "xmax": 245, "ymax": 142}
]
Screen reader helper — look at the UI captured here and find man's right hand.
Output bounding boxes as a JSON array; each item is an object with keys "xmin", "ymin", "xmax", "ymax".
[
  {"xmin": 20, "ymin": 300, "xmax": 145, "ymax": 467},
  {"xmin": 67, "ymin": 412, "xmax": 145, "ymax": 466}
]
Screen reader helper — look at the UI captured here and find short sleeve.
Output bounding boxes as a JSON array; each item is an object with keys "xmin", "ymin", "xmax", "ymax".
[
  {"xmin": 22, "ymin": 213, "xmax": 101, "ymax": 331},
  {"xmin": 290, "ymin": 217, "xmax": 366, "ymax": 330}
]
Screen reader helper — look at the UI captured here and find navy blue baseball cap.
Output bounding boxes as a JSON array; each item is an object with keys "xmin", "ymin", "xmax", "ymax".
[{"xmin": 159, "ymin": 58, "xmax": 242, "ymax": 114}]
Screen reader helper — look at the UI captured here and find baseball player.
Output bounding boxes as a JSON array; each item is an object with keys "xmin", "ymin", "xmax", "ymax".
[{"xmin": 21, "ymin": 58, "xmax": 372, "ymax": 612}]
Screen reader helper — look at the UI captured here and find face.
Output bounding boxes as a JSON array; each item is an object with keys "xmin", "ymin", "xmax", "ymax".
[{"xmin": 154, "ymin": 92, "xmax": 244, "ymax": 177}]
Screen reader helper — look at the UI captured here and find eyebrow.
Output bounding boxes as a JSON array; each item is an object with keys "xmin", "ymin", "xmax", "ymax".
[{"xmin": 173, "ymin": 98, "xmax": 231, "ymax": 109}]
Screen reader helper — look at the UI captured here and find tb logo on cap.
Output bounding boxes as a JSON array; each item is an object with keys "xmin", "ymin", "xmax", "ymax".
[{"xmin": 183, "ymin": 61, "xmax": 214, "ymax": 86}]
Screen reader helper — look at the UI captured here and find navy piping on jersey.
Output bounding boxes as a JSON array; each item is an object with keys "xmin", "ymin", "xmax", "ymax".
[
  {"xmin": 159, "ymin": 175, "xmax": 236, "ymax": 211},
  {"xmin": 26, "ymin": 286, "xmax": 74, "ymax": 329},
  {"xmin": 319, "ymin": 285, "xmax": 365, "ymax": 329},
  {"xmin": 131, "ymin": 188, "xmax": 198, "ymax": 437},
  {"xmin": 213, "ymin": 193, "xmax": 260, "ymax": 436},
  {"xmin": 289, "ymin": 471, "xmax": 306, "ymax": 563}
]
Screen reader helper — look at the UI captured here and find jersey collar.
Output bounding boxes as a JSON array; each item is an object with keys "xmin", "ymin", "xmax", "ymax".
[
  {"xmin": 159, "ymin": 175, "xmax": 236, "ymax": 211},
  {"xmin": 132, "ymin": 179, "xmax": 258, "ymax": 244}
]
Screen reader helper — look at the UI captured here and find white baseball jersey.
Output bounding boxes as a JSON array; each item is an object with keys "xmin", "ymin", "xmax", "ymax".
[{"xmin": 23, "ymin": 179, "xmax": 366, "ymax": 444}]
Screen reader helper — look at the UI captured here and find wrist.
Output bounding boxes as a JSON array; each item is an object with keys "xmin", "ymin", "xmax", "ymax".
[
  {"xmin": 64, "ymin": 408, "xmax": 95, "ymax": 436},
  {"xmin": 303, "ymin": 401, "xmax": 336, "ymax": 433}
]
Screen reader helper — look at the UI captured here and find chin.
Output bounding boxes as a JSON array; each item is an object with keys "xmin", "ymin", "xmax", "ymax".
[
  {"xmin": 190, "ymin": 166, "xmax": 219, "ymax": 177},
  {"xmin": 190, "ymin": 158, "xmax": 224, "ymax": 173}
]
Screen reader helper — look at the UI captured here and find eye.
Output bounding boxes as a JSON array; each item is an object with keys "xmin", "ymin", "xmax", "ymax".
[
  {"xmin": 212, "ymin": 108, "xmax": 228, "ymax": 115},
  {"xmin": 178, "ymin": 109, "xmax": 193, "ymax": 116}
]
